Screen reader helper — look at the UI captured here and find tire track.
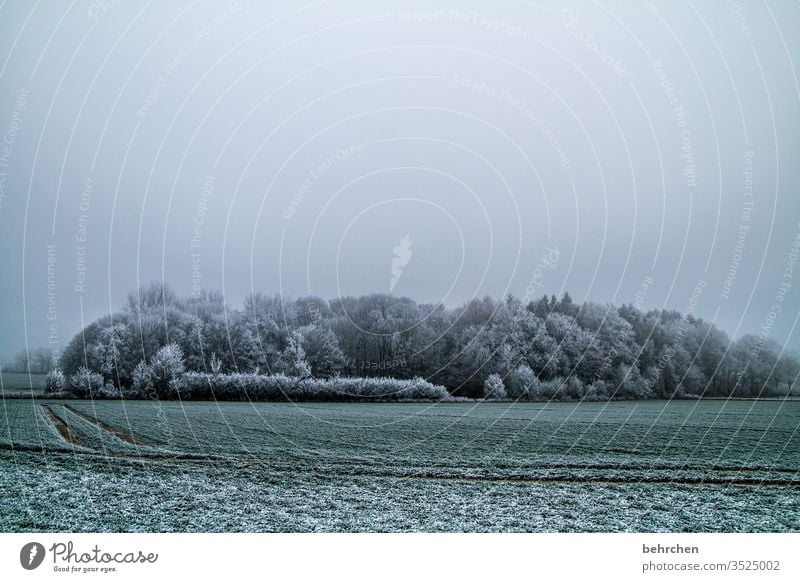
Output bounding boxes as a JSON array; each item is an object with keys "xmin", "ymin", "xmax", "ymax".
[
  {"xmin": 61, "ymin": 404, "xmax": 149, "ymax": 446},
  {"xmin": 41, "ymin": 405, "xmax": 86, "ymax": 447},
  {"xmin": 333, "ymin": 469, "xmax": 800, "ymax": 487}
]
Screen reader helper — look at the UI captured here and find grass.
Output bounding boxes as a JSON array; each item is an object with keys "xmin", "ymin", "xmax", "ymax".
[
  {"xmin": 0, "ymin": 372, "xmax": 45, "ymax": 395},
  {"xmin": 0, "ymin": 399, "xmax": 798, "ymax": 532}
]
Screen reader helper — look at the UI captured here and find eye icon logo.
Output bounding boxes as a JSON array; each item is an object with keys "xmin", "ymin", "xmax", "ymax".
[{"xmin": 20, "ymin": 542, "xmax": 45, "ymax": 570}]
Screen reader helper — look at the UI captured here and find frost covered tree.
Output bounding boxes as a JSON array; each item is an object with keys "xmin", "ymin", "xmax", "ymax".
[
  {"xmin": 280, "ymin": 331, "xmax": 312, "ymax": 379},
  {"xmin": 88, "ymin": 323, "xmax": 132, "ymax": 384},
  {"xmin": 69, "ymin": 366, "xmax": 104, "ymax": 397},
  {"xmin": 209, "ymin": 352, "xmax": 223, "ymax": 376},
  {"xmin": 509, "ymin": 364, "xmax": 537, "ymax": 400},
  {"xmin": 483, "ymin": 373, "xmax": 507, "ymax": 399},
  {"xmin": 44, "ymin": 368, "xmax": 66, "ymax": 393},
  {"xmin": 50, "ymin": 284, "xmax": 800, "ymax": 401},
  {"xmin": 149, "ymin": 343, "xmax": 185, "ymax": 397},
  {"xmin": 131, "ymin": 360, "xmax": 154, "ymax": 397},
  {"xmin": 301, "ymin": 324, "xmax": 345, "ymax": 378}
]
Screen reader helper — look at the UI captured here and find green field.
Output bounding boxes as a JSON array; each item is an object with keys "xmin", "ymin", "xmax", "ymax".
[
  {"xmin": 1, "ymin": 399, "xmax": 798, "ymax": 531},
  {"xmin": 0, "ymin": 372, "xmax": 45, "ymax": 395}
]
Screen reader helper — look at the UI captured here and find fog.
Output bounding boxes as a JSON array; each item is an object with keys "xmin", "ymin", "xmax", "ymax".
[{"xmin": 0, "ymin": 0, "xmax": 798, "ymax": 360}]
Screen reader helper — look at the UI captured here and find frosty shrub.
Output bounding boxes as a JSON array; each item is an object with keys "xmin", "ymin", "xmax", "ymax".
[
  {"xmin": 172, "ymin": 373, "xmax": 449, "ymax": 402},
  {"xmin": 130, "ymin": 360, "xmax": 154, "ymax": 397},
  {"xmin": 565, "ymin": 375, "xmax": 586, "ymax": 399},
  {"xmin": 509, "ymin": 364, "xmax": 536, "ymax": 400},
  {"xmin": 98, "ymin": 383, "xmax": 122, "ymax": 399},
  {"xmin": 44, "ymin": 368, "xmax": 67, "ymax": 393},
  {"xmin": 539, "ymin": 377, "xmax": 564, "ymax": 400},
  {"xmin": 586, "ymin": 379, "xmax": 609, "ymax": 401},
  {"xmin": 69, "ymin": 366, "xmax": 105, "ymax": 397},
  {"xmin": 150, "ymin": 343, "xmax": 185, "ymax": 397},
  {"xmin": 483, "ymin": 373, "xmax": 507, "ymax": 400},
  {"xmin": 613, "ymin": 363, "xmax": 650, "ymax": 399}
]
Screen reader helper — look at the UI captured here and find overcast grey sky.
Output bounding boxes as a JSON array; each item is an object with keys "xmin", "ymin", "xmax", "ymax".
[{"xmin": 0, "ymin": 0, "xmax": 798, "ymax": 360}]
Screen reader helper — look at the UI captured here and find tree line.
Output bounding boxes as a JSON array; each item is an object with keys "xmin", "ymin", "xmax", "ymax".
[
  {"xmin": 42, "ymin": 283, "xmax": 799, "ymax": 401},
  {"xmin": 2, "ymin": 348, "xmax": 56, "ymax": 374}
]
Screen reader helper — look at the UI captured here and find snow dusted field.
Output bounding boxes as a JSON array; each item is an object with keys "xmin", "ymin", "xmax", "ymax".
[{"xmin": 1, "ymin": 399, "xmax": 798, "ymax": 531}]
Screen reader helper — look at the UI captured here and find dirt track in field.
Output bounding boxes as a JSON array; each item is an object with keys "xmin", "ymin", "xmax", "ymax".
[
  {"xmin": 61, "ymin": 403, "xmax": 149, "ymax": 446},
  {"xmin": 41, "ymin": 405, "xmax": 83, "ymax": 446}
]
